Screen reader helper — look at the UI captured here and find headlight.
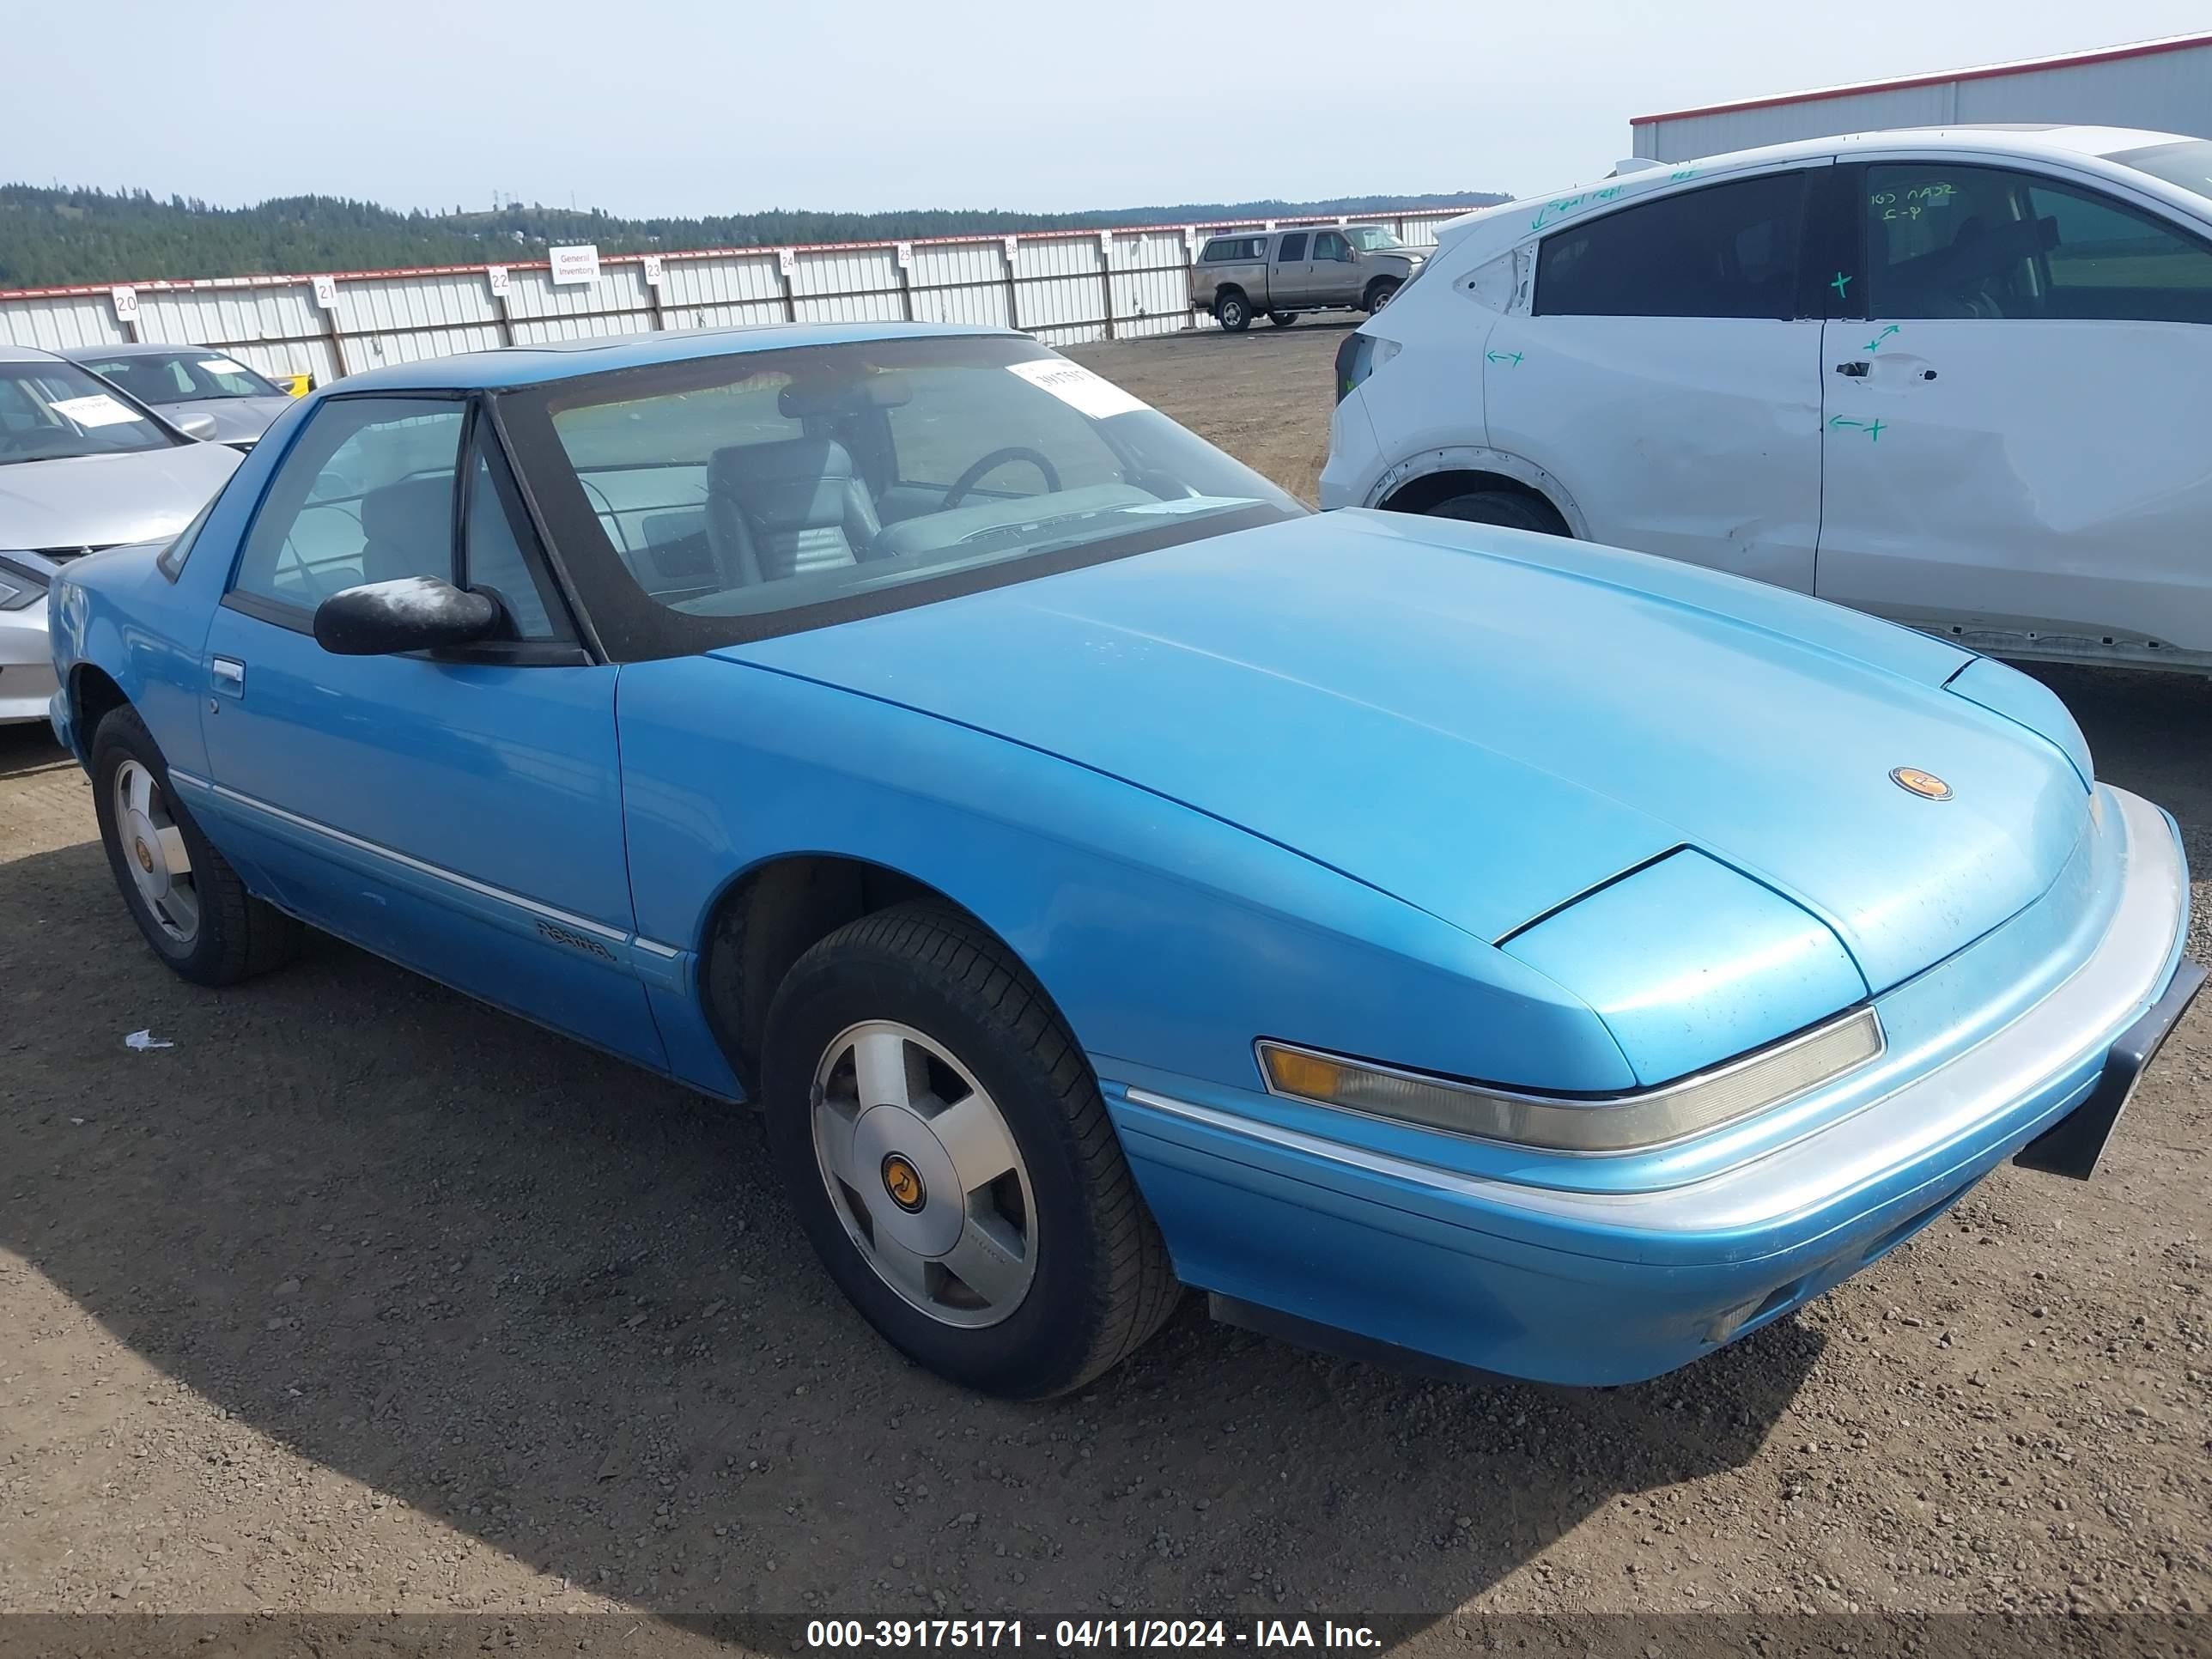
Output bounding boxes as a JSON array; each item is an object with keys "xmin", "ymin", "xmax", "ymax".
[
  {"xmin": 1256, "ymin": 1006, "xmax": 1883, "ymax": 1153},
  {"xmin": 0, "ymin": 555, "xmax": 52, "ymax": 612}
]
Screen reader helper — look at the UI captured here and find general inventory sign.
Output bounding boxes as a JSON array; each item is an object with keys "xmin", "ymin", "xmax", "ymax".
[{"xmin": 549, "ymin": 245, "xmax": 601, "ymax": 287}]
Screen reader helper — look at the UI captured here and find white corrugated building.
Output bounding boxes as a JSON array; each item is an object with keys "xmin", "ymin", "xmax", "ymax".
[{"xmin": 1631, "ymin": 32, "xmax": 2212, "ymax": 162}]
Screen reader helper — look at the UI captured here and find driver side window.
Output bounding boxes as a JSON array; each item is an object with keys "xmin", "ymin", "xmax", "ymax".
[
  {"xmin": 232, "ymin": 398, "xmax": 461, "ymax": 613},
  {"xmin": 1313, "ymin": 231, "xmax": 1349, "ymax": 262}
]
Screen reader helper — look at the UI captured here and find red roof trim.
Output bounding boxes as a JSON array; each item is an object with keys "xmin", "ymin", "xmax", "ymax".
[
  {"xmin": 1631, "ymin": 30, "xmax": 2212, "ymax": 126},
  {"xmin": 0, "ymin": 204, "xmax": 1491, "ymax": 303}
]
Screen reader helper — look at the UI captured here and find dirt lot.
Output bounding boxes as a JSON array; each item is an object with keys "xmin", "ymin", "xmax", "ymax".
[{"xmin": 3, "ymin": 327, "xmax": 2209, "ymax": 1655}]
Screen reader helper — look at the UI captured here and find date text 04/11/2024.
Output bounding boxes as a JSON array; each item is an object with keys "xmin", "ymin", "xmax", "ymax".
[{"xmin": 804, "ymin": 1620, "xmax": 1383, "ymax": 1650}]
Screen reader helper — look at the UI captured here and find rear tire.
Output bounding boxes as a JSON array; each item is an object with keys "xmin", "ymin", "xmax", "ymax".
[
  {"xmin": 1423, "ymin": 489, "xmax": 1571, "ymax": 536},
  {"xmin": 1362, "ymin": 277, "xmax": 1401, "ymax": 313},
  {"xmin": 1214, "ymin": 291, "xmax": 1252, "ymax": 332},
  {"xmin": 1267, "ymin": 311, "xmax": 1297, "ymax": 327},
  {"xmin": 90, "ymin": 705, "xmax": 301, "ymax": 987},
  {"xmin": 761, "ymin": 902, "xmax": 1180, "ymax": 1398}
]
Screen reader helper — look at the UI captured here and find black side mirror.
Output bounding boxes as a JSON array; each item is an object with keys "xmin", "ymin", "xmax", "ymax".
[{"xmin": 313, "ymin": 577, "xmax": 499, "ymax": 656}]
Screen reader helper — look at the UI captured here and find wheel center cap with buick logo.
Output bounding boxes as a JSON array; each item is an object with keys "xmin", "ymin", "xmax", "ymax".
[
  {"xmin": 880, "ymin": 1153, "xmax": 927, "ymax": 1212},
  {"xmin": 1890, "ymin": 767, "xmax": 1953, "ymax": 801},
  {"xmin": 133, "ymin": 838, "xmax": 155, "ymax": 872}
]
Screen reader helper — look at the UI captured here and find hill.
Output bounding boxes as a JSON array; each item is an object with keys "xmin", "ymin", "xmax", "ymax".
[{"xmin": 0, "ymin": 185, "xmax": 1511, "ymax": 288}]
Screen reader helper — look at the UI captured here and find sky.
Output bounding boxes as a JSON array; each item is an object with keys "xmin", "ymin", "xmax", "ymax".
[{"xmin": 13, "ymin": 0, "xmax": 2210, "ymax": 216}]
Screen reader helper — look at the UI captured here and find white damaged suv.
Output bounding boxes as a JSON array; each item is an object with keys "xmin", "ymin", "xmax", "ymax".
[{"xmin": 1321, "ymin": 126, "xmax": 2212, "ymax": 675}]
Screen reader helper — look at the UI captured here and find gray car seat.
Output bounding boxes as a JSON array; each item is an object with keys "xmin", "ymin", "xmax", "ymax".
[
  {"xmin": 705, "ymin": 437, "xmax": 881, "ymax": 587},
  {"xmin": 357, "ymin": 475, "xmax": 455, "ymax": 586}
]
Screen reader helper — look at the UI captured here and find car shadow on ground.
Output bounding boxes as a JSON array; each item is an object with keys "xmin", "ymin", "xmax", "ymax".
[
  {"xmin": 2, "ymin": 836, "xmax": 1822, "ymax": 1634},
  {"xmin": 0, "ymin": 725, "xmax": 73, "ymax": 780}
]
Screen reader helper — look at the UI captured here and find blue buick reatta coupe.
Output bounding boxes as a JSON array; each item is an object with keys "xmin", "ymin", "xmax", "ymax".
[{"xmin": 46, "ymin": 324, "xmax": 2202, "ymax": 1398}]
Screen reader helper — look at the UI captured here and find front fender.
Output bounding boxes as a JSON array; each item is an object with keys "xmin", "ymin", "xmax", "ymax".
[
  {"xmin": 614, "ymin": 654, "xmax": 1635, "ymax": 1103},
  {"xmin": 49, "ymin": 547, "xmax": 214, "ymax": 775}
]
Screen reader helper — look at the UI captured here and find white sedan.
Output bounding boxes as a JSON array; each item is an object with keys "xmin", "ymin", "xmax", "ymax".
[{"xmin": 1322, "ymin": 125, "xmax": 2212, "ymax": 676}]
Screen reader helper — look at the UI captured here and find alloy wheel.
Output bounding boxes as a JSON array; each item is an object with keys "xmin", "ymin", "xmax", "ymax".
[
  {"xmin": 810, "ymin": 1020, "xmax": 1037, "ymax": 1328},
  {"xmin": 112, "ymin": 759, "xmax": 199, "ymax": 945}
]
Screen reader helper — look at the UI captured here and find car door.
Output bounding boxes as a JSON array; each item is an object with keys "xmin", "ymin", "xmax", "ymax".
[
  {"xmin": 1480, "ymin": 167, "xmax": 1828, "ymax": 592},
  {"xmin": 194, "ymin": 392, "xmax": 669, "ymax": 1066},
  {"xmin": 1310, "ymin": 230, "xmax": 1357, "ymax": 305},
  {"xmin": 1270, "ymin": 232, "xmax": 1312, "ymax": 307},
  {"xmin": 1816, "ymin": 158, "xmax": 2212, "ymax": 665}
]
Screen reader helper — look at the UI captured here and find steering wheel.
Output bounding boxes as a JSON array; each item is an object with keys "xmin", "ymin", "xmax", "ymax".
[{"xmin": 944, "ymin": 447, "xmax": 1060, "ymax": 509}]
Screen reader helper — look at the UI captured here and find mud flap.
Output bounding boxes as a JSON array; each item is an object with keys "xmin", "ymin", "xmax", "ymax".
[{"xmin": 2015, "ymin": 960, "xmax": 2205, "ymax": 1181}]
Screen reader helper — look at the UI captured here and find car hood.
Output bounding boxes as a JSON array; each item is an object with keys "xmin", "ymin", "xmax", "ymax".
[
  {"xmin": 0, "ymin": 441, "xmax": 240, "ymax": 550},
  {"xmin": 719, "ymin": 510, "xmax": 2087, "ymax": 1000},
  {"xmin": 160, "ymin": 397, "xmax": 293, "ymax": 444}
]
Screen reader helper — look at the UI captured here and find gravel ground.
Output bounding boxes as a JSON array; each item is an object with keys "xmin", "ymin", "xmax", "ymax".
[{"xmin": 2, "ymin": 327, "xmax": 2208, "ymax": 1656}]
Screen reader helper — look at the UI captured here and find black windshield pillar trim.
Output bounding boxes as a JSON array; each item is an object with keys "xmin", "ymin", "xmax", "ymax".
[{"xmin": 483, "ymin": 393, "xmax": 609, "ymax": 665}]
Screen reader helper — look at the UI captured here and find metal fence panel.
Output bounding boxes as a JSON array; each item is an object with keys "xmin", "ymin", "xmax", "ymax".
[
  {"xmin": 0, "ymin": 208, "xmax": 1482, "ymax": 379},
  {"xmin": 1113, "ymin": 228, "xmax": 1199, "ymax": 338},
  {"xmin": 1, "ymin": 293, "xmax": 130, "ymax": 351},
  {"xmin": 908, "ymin": 240, "xmax": 1013, "ymax": 331},
  {"xmin": 1015, "ymin": 235, "xmax": 1108, "ymax": 342}
]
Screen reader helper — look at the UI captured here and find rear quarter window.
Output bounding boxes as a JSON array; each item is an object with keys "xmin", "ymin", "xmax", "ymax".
[{"xmin": 1535, "ymin": 172, "xmax": 1808, "ymax": 320}]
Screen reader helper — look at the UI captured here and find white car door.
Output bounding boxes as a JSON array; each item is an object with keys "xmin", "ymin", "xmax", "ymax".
[
  {"xmin": 1480, "ymin": 166, "xmax": 1828, "ymax": 592},
  {"xmin": 1815, "ymin": 156, "xmax": 2212, "ymax": 669}
]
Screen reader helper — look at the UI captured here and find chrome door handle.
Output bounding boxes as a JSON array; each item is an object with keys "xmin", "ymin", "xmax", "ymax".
[{"xmin": 211, "ymin": 657, "xmax": 245, "ymax": 696}]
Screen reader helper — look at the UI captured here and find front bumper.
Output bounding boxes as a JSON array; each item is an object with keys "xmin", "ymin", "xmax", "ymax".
[
  {"xmin": 0, "ymin": 604, "xmax": 58, "ymax": 726},
  {"xmin": 1107, "ymin": 785, "xmax": 2196, "ymax": 1385}
]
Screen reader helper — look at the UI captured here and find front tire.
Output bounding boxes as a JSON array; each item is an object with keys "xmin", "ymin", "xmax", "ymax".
[
  {"xmin": 90, "ymin": 705, "xmax": 301, "ymax": 986},
  {"xmin": 761, "ymin": 902, "xmax": 1179, "ymax": 1398},
  {"xmin": 1267, "ymin": 311, "xmax": 1297, "ymax": 328},
  {"xmin": 1214, "ymin": 291, "xmax": 1252, "ymax": 332},
  {"xmin": 1362, "ymin": 277, "xmax": 1401, "ymax": 313}
]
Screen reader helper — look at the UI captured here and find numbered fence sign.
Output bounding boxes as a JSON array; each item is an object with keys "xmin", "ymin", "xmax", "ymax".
[
  {"xmin": 486, "ymin": 264, "xmax": 511, "ymax": 299},
  {"xmin": 776, "ymin": 248, "xmax": 798, "ymax": 278},
  {"xmin": 895, "ymin": 242, "xmax": 913, "ymax": 270},
  {"xmin": 642, "ymin": 255, "xmax": 665, "ymax": 288},
  {"xmin": 110, "ymin": 285, "xmax": 138, "ymax": 322},
  {"xmin": 311, "ymin": 275, "xmax": 338, "ymax": 310}
]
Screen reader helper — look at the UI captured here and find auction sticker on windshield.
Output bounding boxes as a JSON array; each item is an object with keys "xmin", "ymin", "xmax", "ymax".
[
  {"xmin": 49, "ymin": 394, "xmax": 143, "ymax": 428},
  {"xmin": 1007, "ymin": 358, "xmax": 1147, "ymax": 420}
]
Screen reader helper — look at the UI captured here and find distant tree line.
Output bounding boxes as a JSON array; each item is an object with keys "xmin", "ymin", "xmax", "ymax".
[{"xmin": 0, "ymin": 185, "xmax": 1510, "ymax": 287}]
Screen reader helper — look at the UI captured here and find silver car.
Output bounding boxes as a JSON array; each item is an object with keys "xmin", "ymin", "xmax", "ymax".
[
  {"xmin": 1, "ymin": 345, "xmax": 241, "ymax": 725},
  {"xmin": 63, "ymin": 342, "xmax": 296, "ymax": 450}
]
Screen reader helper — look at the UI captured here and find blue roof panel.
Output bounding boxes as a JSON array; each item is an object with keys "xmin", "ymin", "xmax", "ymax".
[{"xmin": 335, "ymin": 321, "xmax": 1019, "ymax": 392}]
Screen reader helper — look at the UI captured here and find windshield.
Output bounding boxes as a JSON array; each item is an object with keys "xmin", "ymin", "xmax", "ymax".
[
  {"xmin": 2112, "ymin": 138, "xmax": 2212, "ymax": 208},
  {"xmin": 526, "ymin": 335, "xmax": 1303, "ymax": 640},
  {"xmin": 77, "ymin": 349, "xmax": 280, "ymax": 405},
  {"xmin": 0, "ymin": 362, "xmax": 174, "ymax": 465},
  {"xmin": 1348, "ymin": 227, "xmax": 1406, "ymax": 252}
]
